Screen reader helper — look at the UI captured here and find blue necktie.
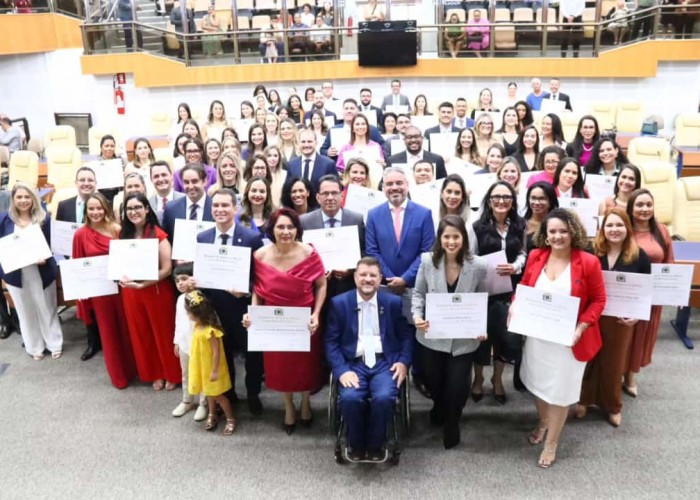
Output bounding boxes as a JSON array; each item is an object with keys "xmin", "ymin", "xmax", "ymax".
[
  {"xmin": 189, "ymin": 203, "xmax": 198, "ymax": 220},
  {"xmin": 303, "ymin": 159, "xmax": 311, "ymax": 181}
]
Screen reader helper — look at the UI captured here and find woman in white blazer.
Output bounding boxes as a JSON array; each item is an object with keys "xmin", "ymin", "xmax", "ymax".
[{"xmin": 412, "ymin": 215, "xmax": 488, "ymax": 450}]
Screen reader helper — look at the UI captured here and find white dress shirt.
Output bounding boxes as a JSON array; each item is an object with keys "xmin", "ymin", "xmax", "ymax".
[
  {"xmin": 322, "ymin": 209, "xmax": 343, "ymax": 228},
  {"xmin": 355, "ymin": 292, "xmax": 383, "ymax": 356},
  {"xmin": 214, "ymin": 224, "xmax": 235, "ymax": 245}
]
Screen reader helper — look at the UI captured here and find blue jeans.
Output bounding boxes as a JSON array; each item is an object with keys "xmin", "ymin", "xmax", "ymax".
[{"xmin": 339, "ymin": 358, "xmax": 398, "ymax": 451}]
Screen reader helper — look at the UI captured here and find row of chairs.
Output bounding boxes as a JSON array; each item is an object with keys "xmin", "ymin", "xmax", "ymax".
[{"xmin": 191, "ymin": 0, "xmax": 323, "ymax": 12}]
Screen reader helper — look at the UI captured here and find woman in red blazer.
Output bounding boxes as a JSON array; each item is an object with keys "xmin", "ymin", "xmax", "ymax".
[{"xmin": 512, "ymin": 208, "xmax": 606, "ymax": 469}]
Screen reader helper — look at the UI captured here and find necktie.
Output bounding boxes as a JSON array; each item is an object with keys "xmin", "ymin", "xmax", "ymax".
[
  {"xmin": 189, "ymin": 203, "xmax": 198, "ymax": 220},
  {"xmin": 303, "ymin": 159, "xmax": 311, "ymax": 181},
  {"xmin": 362, "ymin": 301, "xmax": 375, "ymax": 368},
  {"xmin": 392, "ymin": 206, "xmax": 402, "ymax": 243},
  {"xmin": 77, "ymin": 200, "xmax": 84, "ymax": 223},
  {"xmin": 552, "ymin": 94, "xmax": 557, "ymax": 101},
  {"xmin": 328, "ymin": 217, "xmax": 336, "ymax": 228},
  {"xmin": 162, "ymin": 197, "xmax": 168, "ymax": 211},
  {"xmin": 220, "ymin": 233, "xmax": 229, "ymax": 245}
]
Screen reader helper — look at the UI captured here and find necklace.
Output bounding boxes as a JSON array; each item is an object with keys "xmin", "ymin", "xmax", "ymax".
[{"xmin": 582, "ymin": 143, "xmax": 593, "ymax": 152}]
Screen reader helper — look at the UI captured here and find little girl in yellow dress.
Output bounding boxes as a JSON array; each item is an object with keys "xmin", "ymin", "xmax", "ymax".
[{"xmin": 185, "ymin": 290, "xmax": 236, "ymax": 435}]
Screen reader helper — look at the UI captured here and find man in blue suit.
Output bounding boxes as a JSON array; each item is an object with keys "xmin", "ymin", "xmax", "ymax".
[
  {"xmin": 325, "ymin": 257, "xmax": 412, "ymax": 460},
  {"xmin": 161, "ymin": 164, "xmax": 214, "ymax": 244},
  {"xmin": 365, "ymin": 166, "xmax": 435, "ymax": 397},
  {"xmin": 303, "ymin": 89, "xmax": 337, "ymax": 124},
  {"xmin": 286, "ymin": 128, "xmax": 339, "ymax": 198},
  {"xmin": 320, "ymin": 98, "xmax": 386, "ymax": 160},
  {"xmin": 194, "ymin": 188, "xmax": 265, "ymax": 413}
]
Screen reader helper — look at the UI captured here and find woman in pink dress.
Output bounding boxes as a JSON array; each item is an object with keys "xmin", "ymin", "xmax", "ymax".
[
  {"xmin": 72, "ymin": 193, "xmax": 137, "ymax": 389},
  {"xmin": 244, "ymin": 208, "xmax": 327, "ymax": 434},
  {"xmin": 624, "ymin": 188, "xmax": 674, "ymax": 397},
  {"xmin": 465, "ymin": 9, "xmax": 490, "ymax": 57}
]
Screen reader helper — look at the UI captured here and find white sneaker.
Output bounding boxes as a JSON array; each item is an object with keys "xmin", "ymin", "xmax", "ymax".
[
  {"xmin": 194, "ymin": 404, "xmax": 208, "ymax": 422},
  {"xmin": 172, "ymin": 402, "xmax": 194, "ymax": 418}
]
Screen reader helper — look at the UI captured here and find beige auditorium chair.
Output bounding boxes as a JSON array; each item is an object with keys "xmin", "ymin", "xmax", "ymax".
[
  {"xmin": 672, "ymin": 177, "xmax": 700, "ymax": 241},
  {"xmin": 639, "ymin": 160, "xmax": 677, "ymax": 228},
  {"xmin": 615, "ymin": 101, "xmax": 645, "ymax": 133},
  {"xmin": 49, "ymin": 187, "xmax": 78, "ymax": 220},
  {"xmin": 88, "ymin": 126, "xmax": 122, "ymax": 156},
  {"xmin": 494, "ymin": 25, "xmax": 517, "ymax": 51},
  {"xmin": 27, "ymin": 137, "xmax": 43, "ymax": 157},
  {"xmin": 44, "ymin": 125, "xmax": 77, "ymax": 150},
  {"xmin": 150, "ymin": 111, "xmax": 172, "ymax": 136},
  {"xmin": 674, "ymin": 113, "xmax": 700, "ymax": 147},
  {"xmin": 561, "ymin": 113, "xmax": 582, "ymax": 143},
  {"xmin": 590, "ymin": 101, "xmax": 617, "ymax": 131},
  {"xmin": 536, "ymin": 7, "xmax": 558, "ymax": 31},
  {"xmin": 153, "ymin": 147, "xmax": 174, "ymax": 169},
  {"xmin": 45, "ymin": 146, "xmax": 82, "ymax": 191},
  {"xmin": 627, "ymin": 136, "xmax": 672, "ymax": 166},
  {"xmin": 8, "ymin": 150, "xmax": 40, "ymax": 189}
]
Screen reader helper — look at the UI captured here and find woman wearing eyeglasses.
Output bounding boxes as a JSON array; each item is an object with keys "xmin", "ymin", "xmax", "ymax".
[
  {"xmin": 474, "ymin": 113, "xmax": 499, "ymax": 159},
  {"xmin": 173, "ymin": 138, "xmax": 217, "ymax": 193}
]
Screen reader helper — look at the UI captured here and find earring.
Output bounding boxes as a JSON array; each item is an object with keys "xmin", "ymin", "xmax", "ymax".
[{"xmin": 545, "ymin": 238, "xmax": 550, "ymax": 246}]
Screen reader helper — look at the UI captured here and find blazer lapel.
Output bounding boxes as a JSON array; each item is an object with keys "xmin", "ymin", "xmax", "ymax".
[
  {"xmin": 455, "ymin": 264, "xmax": 475, "ymax": 293},
  {"xmin": 348, "ymin": 293, "xmax": 359, "ymax": 347},
  {"xmin": 398, "ymin": 202, "xmax": 414, "ymax": 249},
  {"xmin": 377, "ymin": 293, "xmax": 389, "ymax": 345},
  {"xmin": 434, "ymin": 259, "xmax": 448, "ymax": 293}
]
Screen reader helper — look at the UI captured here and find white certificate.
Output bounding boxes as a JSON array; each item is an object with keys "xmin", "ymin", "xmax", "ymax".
[
  {"xmin": 85, "ymin": 159, "xmax": 125, "ymax": 190},
  {"xmin": 235, "ymin": 118, "xmax": 255, "ymax": 141},
  {"xmin": 50, "ymin": 219, "xmax": 80, "ymax": 257},
  {"xmin": 384, "ymin": 105, "xmax": 409, "ymax": 114},
  {"xmin": 330, "ymin": 128, "xmax": 350, "ymax": 149},
  {"xmin": 171, "ymin": 219, "xmax": 216, "ymax": 261},
  {"xmin": 540, "ymin": 99, "xmax": 567, "ymax": 115},
  {"xmin": 558, "ymin": 197, "xmax": 598, "ymax": 237},
  {"xmin": 0, "ymin": 224, "xmax": 53, "ymax": 274},
  {"xmin": 390, "ymin": 139, "xmax": 406, "ymax": 156},
  {"xmin": 193, "ymin": 243, "xmax": 251, "ymax": 292},
  {"xmin": 364, "ymin": 109, "xmax": 378, "ymax": 127},
  {"xmin": 584, "ymin": 174, "xmax": 616, "ymax": 204},
  {"xmin": 425, "ymin": 292, "xmax": 488, "ymax": 339},
  {"xmin": 509, "ymin": 284, "xmax": 581, "ymax": 346},
  {"xmin": 59, "ymin": 256, "xmax": 118, "ymax": 300},
  {"xmin": 247, "ymin": 305, "xmax": 311, "ymax": 352},
  {"xmin": 428, "ymin": 132, "xmax": 459, "ymax": 160},
  {"xmin": 107, "ymin": 238, "xmax": 159, "ymax": 281},
  {"xmin": 466, "ymin": 173, "xmax": 497, "ymax": 208},
  {"xmin": 410, "ymin": 180, "xmax": 441, "ymax": 229},
  {"xmin": 651, "ymin": 263, "xmax": 694, "ymax": 307},
  {"xmin": 302, "ymin": 226, "xmax": 361, "ymax": 271},
  {"xmin": 601, "ymin": 271, "xmax": 653, "ymax": 320},
  {"xmin": 344, "ymin": 183, "xmax": 386, "ymax": 222},
  {"xmin": 411, "ymin": 115, "xmax": 438, "ymax": 133},
  {"xmin": 481, "ymin": 250, "xmax": 514, "ymax": 296},
  {"xmin": 325, "ymin": 100, "xmax": 343, "ymax": 117}
]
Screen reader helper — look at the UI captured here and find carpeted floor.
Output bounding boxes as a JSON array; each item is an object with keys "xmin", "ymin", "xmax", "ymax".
[{"xmin": 1, "ymin": 307, "xmax": 699, "ymax": 499}]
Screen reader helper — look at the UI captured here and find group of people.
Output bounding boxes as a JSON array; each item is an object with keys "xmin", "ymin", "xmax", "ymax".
[{"xmin": 0, "ymin": 78, "xmax": 677, "ymax": 469}]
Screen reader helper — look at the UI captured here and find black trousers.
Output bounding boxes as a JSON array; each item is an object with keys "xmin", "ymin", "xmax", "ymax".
[
  {"xmin": 222, "ymin": 324, "xmax": 263, "ymax": 398},
  {"xmin": 561, "ymin": 15, "xmax": 583, "ymax": 56},
  {"xmin": 423, "ymin": 348, "xmax": 474, "ymax": 426}
]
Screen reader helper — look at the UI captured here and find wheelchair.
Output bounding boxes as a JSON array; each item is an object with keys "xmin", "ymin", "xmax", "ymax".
[{"xmin": 327, "ymin": 372, "xmax": 411, "ymax": 465}]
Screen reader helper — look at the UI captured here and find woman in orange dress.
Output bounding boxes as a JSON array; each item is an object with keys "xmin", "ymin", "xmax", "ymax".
[
  {"xmin": 72, "ymin": 193, "xmax": 136, "ymax": 389},
  {"xmin": 623, "ymin": 188, "xmax": 674, "ymax": 397},
  {"xmin": 244, "ymin": 207, "xmax": 327, "ymax": 434}
]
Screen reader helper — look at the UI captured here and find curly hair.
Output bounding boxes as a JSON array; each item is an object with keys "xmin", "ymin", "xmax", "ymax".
[{"xmin": 533, "ymin": 208, "xmax": 589, "ymax": 250}]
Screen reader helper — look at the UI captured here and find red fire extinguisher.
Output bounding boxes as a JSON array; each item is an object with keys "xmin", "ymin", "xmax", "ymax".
[
  {"xmin": 347, "ymin": 15, "xmax": 353, "ymax": 37},
  {"xmin": 113, "ymin": 74, "xmax": 126, "ymax": 115}
]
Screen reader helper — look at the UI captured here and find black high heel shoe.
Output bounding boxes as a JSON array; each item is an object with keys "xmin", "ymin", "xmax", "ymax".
[
  {"xmin": 300, "ymin": 414, "xmax": 314, "ymax": 428},
  {"xmin": 283, "ymin": 422, "xmax": 297, "ymax": 435}
]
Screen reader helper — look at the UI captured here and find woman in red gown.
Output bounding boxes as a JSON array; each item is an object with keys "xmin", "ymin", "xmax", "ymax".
[
  {"xmin": 244, "ymin": 208, "xmax": 327, "ymax": 434},
  {"xmin": 118, "ymin": 192, "xmax": 181, "ymax": 390},
  {"xmin": 72, "ymin": 193, "xmax": 137, "ymax": 389},
  {"xmin": 624, "ymin": 188, "xmax": 674, "ymax": 397}
]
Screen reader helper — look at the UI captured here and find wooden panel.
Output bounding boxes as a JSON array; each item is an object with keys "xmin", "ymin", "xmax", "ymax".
[
  {"xmin": 0, "ymin": 14, "xmax": 82, "ymax": 55},
  {"xmin": 81, "ymin": 39, "xmax": 700, "ymax": 87}
]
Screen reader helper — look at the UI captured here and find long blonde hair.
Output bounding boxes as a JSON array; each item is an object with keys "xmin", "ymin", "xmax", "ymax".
[{"xmin": 10, "ymin": 182, "xmax": 46, "ymax": 225}]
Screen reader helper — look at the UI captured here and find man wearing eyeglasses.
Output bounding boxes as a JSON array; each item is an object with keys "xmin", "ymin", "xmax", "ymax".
[
  {"xmin": 300, "ymin": 175, "xmax": 365, "ymax": 297},
  {"xmin": 385, "ymin": 126, "xmax": 447, "ymax": 179}
]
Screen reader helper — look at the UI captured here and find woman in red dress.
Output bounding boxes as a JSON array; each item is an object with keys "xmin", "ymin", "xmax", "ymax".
[
  {"xmin": 72, "ymin": 193, "xmax": 137, "ymax": 389},
  {"xmin": 624, "ymin": 188, "xmax": 674, "ymax": 397},
  {"xmin": 244, "ymin": 208, "xmax": 327, "ymax": 434},
  {"xmin": 119, "ymin": 192, "xmax": 180, "ymax": 391}
]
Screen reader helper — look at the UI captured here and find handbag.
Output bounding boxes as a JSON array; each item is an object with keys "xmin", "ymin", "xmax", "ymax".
[{"xmin": 468, "ymin": 31, "xmax": 483, "ymax": 42}]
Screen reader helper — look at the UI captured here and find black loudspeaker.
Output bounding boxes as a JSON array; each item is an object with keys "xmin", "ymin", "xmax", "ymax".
[{"xmin": 358, "ymin": 21, "xmax": 418, "ymax": 67}]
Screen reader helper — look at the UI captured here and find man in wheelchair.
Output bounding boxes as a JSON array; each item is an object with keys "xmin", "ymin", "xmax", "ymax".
[{"xmin": 325, "ymin": 257, "xmax": 412, "ymax": 461}]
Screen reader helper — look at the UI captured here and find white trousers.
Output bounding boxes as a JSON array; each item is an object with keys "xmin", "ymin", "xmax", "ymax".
[
  {"xmin": 6, "ymin": 265, "xmax": 63, "ymax": 357},
  {"xmin": 178, "ymin": 351, "xmax": 205, "ymax": 405}
]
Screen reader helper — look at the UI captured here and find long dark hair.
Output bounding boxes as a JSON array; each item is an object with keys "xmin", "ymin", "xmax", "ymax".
[
  {"xmin": 523, "ymin": 181, "xmax": 558, "ymax": 221},
  {"xmin": 438, "ymin": 174, "xmax": 470, "ymax": 220},
  {"xmin": 542, "ymin": 113, "xmax": 565, "ymax": 145},
  {"xmin": 584, "ymin": 137, "xmax": 629, "ymax": 174},
  {"xmin": 243, "ymin": 153, "xmax": 272, "ymax": 183},
  {"xmin": 247, "ymin": 124, "xmax": 268, "ymax": 152},
  {"xmin": 431, "ymin": 214, "xmax": 472, "ymax": 268},
  {"xmin": 176, "ymin": 102, "xmax": 192, "ymax": 124},
  {"xmin": 172, "ymin": 132, "xmax": 189, "ymax": 158},
  {"xmin": 475, "ymin": 181, "xmax": 526, "ymax": 261},
  {"xmin": 119, "ymin": 193, "xmax": 160, "ymax": 239},
  {"xmin": 280, "ymin": 176, "xmax": 317, "ymax": 212},
  {"xmin": 570, "ymin": 115, "xmax": 600, "ymax": 161},
  {"xmin": 514, "ymin": 100, "xmax": 534, "ymax": 127},
  {"xmin": 184, "ymin": 290, "xmax": 222, "ymax": 330},
  {"xmin": 515, "ymin": 125, "xmax": 540, "ymax": 155},
  {"xmin": 613, "ymin": 164, "xmax": 642, "ymax": 196},
  {"xmin": 553, "ymin": 157, "xmax": 588, "ymax": 198},
  {"xmin": 627, "ymin": 188, "xmax": 670, "ymax": 262}
]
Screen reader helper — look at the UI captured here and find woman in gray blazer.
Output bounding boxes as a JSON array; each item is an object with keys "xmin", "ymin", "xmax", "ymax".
[{"xmin": 412, "ymin": 215, "xmax": 488, "ymax": 450}]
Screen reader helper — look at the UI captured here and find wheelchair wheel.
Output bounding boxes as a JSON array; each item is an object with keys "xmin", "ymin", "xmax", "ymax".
[
  {"xmin": 328, "ymin": 374, "xmax": 338, "ymax": 435},
  {"xmin": 334, "ymin": 447, "xmax": 345, "ymax": 464},
  {"xmin": 399, "ymin": 380, "xmax": 411, "ymax": 436}
]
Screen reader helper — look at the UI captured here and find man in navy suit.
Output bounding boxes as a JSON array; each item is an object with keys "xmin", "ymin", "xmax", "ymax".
[
  {"xmin": 423, "ymin": 102, "xmax": 461, "ymax": 138},
  {"xmin": 56, "ymin": 166, "xmax": 101, "ymax": 361},
  {"xmin": 365, "ymin": 166, "xmax": 435, "ymax": 397},
  {"xmin": 162, "ymin": 163, "xmax": 214, "ymax": 244},
  {"xmin": 303, "ymin": 89, "xmax": 337, "ymax": 124},
  {"xmin": 194, "ymin": 188, "xmax": 265, "ymax": 413},
  {"xmin": 386, "ymin": 126, "xmax": 447, "ymax": 180},
  {"xmin": 359, "ymin": 87, "xmax": 383, "ymax": 130},
  {"xmin": 286, "ymin": 128, "xmax": 339, "ymax": 198},
  {"xmin": 320, "ymin": 98, "xmax": 386, "ymax": 160},
  {"xmin": 542, "ymin": 77, "xmax": 573, "ymax": 111},
  {"xmin": 325, "ymin": 257, "xmax": 412, "ymax": 460}
]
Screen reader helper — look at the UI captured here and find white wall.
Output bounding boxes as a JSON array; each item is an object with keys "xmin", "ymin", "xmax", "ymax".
[{"xmin": 1, "ymin": 49, "xmax": 698, "ymax": 145}]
